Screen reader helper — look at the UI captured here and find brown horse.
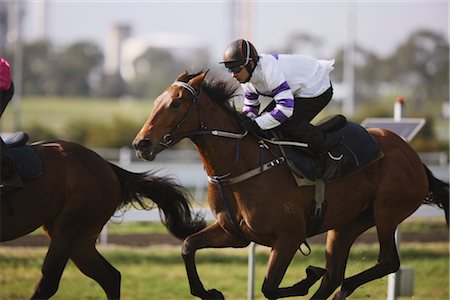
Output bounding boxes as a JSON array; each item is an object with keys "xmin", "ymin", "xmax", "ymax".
[
  {"xmin": 0, "ymin": 139, "xmax": 205, "ymax": 299},
  {"xmin": 133, "ymin": 71, "xmax": 449, "ymax": 299}
]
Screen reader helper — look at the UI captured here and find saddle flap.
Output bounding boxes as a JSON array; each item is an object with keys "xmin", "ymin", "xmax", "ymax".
[
  {"xmin": 273, "ymin": 121, "xmax": 383, "ymax": 184},
  {"xmin": 9, "ymin": 145, "xmax": 42, "ymax": 179},
  {"xmin": 5, "ymin": 131, "xmax": 29, "ymax": 148}
]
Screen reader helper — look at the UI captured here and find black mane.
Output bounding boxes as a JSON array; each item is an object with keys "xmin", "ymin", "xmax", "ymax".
[{"xmin": 177, "ymin": 71, "xmax": 242, "ymax": 120}]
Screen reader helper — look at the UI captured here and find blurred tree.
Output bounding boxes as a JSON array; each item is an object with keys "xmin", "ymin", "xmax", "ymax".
[
  {"xmin": 14, "ymin": 40, "xmax": 54, "ymax": 95},
  {"xmin": 386, "ymin": 30, "xmax": 449, "ymax": 104},
  {"xmin": 48, "ymin": 41, "xmax": 103, "ymax": 96},
  {"xmin": 5, "ymin": 40, "xmax": 103, "ymax": 96},
  {"xmin": 332, "ymin": 29, "xmax": 448, "ymax": 106},
  {"xmin": 94, "ymin": 73, "xmax": 128, "ymax": 98}
]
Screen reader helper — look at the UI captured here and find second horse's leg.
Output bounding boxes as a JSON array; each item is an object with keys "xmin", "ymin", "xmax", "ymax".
[
  {"xmin": 31, "ymin": 238, "xmax": 73, "ymax": 299},
  {"xmin": 70, "ymin": 240, "xmax": 121, "ymax": 300}
]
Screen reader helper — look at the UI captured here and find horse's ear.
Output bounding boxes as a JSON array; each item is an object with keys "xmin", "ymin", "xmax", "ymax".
[
  {"xmin": 176, "ymin": 71, "xmax": 189, "ymax": 81},
  {"xmin": 188, "ymin": 70, "xmax": 209, "ymax": 90}
]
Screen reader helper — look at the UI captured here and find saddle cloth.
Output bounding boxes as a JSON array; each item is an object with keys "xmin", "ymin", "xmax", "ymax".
[
  {"xmin": 278, "ymin": 121, "xmax": 383, "ymax": 185},
  {"xmin": 5, "ymin": 131, "xmax": 42, "ymax": 179}
]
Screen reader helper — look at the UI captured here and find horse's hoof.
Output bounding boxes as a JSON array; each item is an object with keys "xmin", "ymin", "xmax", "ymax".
[
  {"xmin": 203, "ymin": 289, "xmax": 224, "ymax": 300},
  {"xmin": 306, "ymin": 265, "xmax": 326, "ymax": 281}
]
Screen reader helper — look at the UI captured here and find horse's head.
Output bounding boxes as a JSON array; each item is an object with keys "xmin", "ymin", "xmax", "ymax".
[{"xmin": 133, "ymin": 71, "xmax": 208, "ymax": 161}]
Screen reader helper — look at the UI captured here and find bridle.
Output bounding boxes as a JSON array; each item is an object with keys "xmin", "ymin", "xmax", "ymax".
[{"xmin": 158, "ymin": 80, "xmax": 247, "ymax": 148}]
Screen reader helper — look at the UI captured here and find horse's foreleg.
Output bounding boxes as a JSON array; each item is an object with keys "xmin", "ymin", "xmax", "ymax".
[
  {"xmin": 312, "ymin": 209, "xmax": 375, "ymax": 300},
  {"xmin": 31, "ymin": 238, "xmax": 72, "ymax": 299},
  {"xmin": 70, "ymin": 241, "xmax": 121, "ymax": 300},
  {"xmin": 260, "ymin": 237, "xmax": 305, "ymax": 299},
  {"xmin": 182, "ymin": 221, "xmax": 249, "ymax": 299}
]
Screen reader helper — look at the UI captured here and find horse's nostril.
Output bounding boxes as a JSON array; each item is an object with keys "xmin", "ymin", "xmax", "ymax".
[
  {"xmin": 133, "ymin": 138, "xmax": 152, "ymax": 150},
  {"xmin": 138, "ymin": 138, "xmax": 152, "ymax": 150}
]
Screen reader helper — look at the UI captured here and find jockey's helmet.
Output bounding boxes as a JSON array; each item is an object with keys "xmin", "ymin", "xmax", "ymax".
[{"xmin": 220, "ymin": 39, "xmax": 259, "ymax": 74}]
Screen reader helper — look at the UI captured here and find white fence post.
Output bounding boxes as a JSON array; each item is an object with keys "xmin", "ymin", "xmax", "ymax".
[{"xmin": 248, "ymin": 242, "xmax": 256, "ymax": 300}]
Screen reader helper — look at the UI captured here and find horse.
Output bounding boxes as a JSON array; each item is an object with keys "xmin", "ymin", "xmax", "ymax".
[
  {"xmin": 132, "ymin": 70, "xmax": 449, "ymax": 299},
  {"xmin": 0, "ymin": 137, "xmax": 205, "ymax": 299}
]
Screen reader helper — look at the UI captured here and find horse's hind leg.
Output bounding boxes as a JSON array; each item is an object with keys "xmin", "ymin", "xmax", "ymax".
[
  {"xmin": 312, "ymin": 208, "xmax": 375, "ymax": 299},
  {"xmin": 31, "ymin": 238, "xmax": 73, "ymax": 299},
  {"xmin": 335, "ymin": 219, "xmax": 400, "ymax": 299},
  {"xmin": 70, "ymin": 240, "xmax": 121, "ymax": 299}
]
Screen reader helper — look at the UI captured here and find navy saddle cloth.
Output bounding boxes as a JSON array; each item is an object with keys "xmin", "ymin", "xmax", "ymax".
[
  {"xmin": 280, "ymin": 121, "xmax": 382, "ymax": 182},
  {"xmin": 5, "ymin": 131, "xmax": 42, "ymax": 179}
]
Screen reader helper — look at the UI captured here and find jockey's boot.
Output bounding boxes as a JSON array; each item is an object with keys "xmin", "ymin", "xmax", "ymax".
[
  {"xmin": 299, "ymin": 124, "xmax": 335, "ymax": 153},
  {"xmin": 0, "ymin": 139, "xmax": 23, "ymax": 191}
]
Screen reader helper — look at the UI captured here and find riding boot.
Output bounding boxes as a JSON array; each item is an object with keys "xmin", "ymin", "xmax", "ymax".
[
  {"xmin": 308, "ymin": 131, "xmax": 335, "ymax": 153},
  {"xmin": 0, "ymin": 138, "xmax": 23, "ymax": 190},
  {"xmin": 284, "ymin": 121, "xmax": 335, "ymax": 153}
]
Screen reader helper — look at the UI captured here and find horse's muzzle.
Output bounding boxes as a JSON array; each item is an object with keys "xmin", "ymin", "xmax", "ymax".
[{"xmin": 132, "ymin": 137, "xmax": 156, "ymax": 161}]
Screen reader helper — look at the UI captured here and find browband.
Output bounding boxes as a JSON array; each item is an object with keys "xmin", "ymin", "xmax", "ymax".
[{"xmin": 172, "ymin": 81, "xmax": 197, "ymax": 96}]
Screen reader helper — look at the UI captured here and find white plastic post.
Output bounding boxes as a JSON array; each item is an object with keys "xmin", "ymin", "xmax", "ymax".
[
  {"xmin": 394, "ymin": 97, "xmax": 404, "ymax": 122},
  {"xmin": 119, "ymin": 147, "xmax": 132, "ymax": 166},
  {"xmin": 248, "ymin": 242, "xmax": 256, "ymax": 300},
  {"xmin": 387, "ymin": 227, "xmax": 401, "ymax": 300},
  {"xmin": 388, "ymin": 96, "xmax": 405, "ymax": 300}
]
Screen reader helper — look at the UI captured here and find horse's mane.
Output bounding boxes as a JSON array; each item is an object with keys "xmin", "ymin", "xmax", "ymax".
[{"xmin": 178, "ymin": 71, "xmax": 242, "ymax": 121}]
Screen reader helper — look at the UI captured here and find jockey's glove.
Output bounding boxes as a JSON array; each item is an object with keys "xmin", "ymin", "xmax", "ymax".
[{"xmin": 240, "ymin": 115, "xmax": 264, "ymax": 136}]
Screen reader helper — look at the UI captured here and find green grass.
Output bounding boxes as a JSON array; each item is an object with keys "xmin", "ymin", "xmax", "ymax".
[
  {"xmin": 1, "ymin": 96, "xmax": 153, "ymax": 133},
  {"xmin": 26, "ymin": 217, "xmax": 447, "ymax": 237},
  {"xmin": 0, "ymin": 243, "xmax": 448, "ymax": 300}
]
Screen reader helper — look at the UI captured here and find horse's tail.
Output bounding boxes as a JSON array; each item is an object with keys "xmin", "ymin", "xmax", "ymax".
[
  {"xmin": 423, "ymin": 164, "xmax": 449, "ymax": 226},
  {"xmin": 108, "ymin": 162, "xmax": 206, "ymax": 240}
]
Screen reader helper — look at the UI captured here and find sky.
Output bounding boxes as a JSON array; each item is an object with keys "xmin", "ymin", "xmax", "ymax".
[{"xmin": 22, "ymin": 0, "xmax": 448, "ymax": 62}]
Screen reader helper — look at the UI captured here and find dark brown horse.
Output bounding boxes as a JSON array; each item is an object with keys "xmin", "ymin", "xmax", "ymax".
[
  {"xmin": 1, "ymin": 139, "xmax": 205, "ymax": 299},
  {"xmin": 133, "ymin": 71, "xmax": 449, "ymax": 299}
]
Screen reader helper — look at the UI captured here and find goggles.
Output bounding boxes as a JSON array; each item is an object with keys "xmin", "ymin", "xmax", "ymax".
[{"xmin": 225, "ymin": 63, "xmax": 246, "ymax": 73}]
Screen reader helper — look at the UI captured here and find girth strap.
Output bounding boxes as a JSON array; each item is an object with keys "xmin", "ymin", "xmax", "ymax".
[{"xmin": 208, "ymin": 156, "xmax": 286, "ymax": 186}]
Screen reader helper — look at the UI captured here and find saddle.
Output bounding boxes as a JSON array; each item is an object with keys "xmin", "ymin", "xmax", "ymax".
[
  {"xmin": 267, "ymin": 115, "xmax": 384, "ymax": 235},
  {"xmin": 271, "ymin": 115, "xmax": 383, "ymax": 185},
  {"xmin": 5, "ymin": 131, "xmax": 42, "ymax": 180}
]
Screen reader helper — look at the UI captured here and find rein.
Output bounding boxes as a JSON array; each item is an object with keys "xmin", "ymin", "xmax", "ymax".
[
  {"xmin": 166, "ymin": 80, "xmax": 289, "ymax": 235},
  {"xmin": 168, "ymin": 80, "xmax": 287, "ymax": 185}
]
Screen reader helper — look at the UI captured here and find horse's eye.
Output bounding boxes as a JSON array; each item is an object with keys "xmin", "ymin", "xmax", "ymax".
[{"xmin": 170, "ymin": 101, "xmax": 181, "ymax": 110}]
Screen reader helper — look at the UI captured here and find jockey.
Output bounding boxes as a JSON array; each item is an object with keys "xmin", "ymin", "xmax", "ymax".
[
  {"xmin": 0, "ymin": 57, "xmax": 22, "ymax": 190},
  {"xmin": 220, "ymin": 38, "xmax": 336, "ymax": 153}
]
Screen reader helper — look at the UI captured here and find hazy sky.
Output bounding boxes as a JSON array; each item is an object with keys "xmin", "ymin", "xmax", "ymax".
[{"xmin": 24, "ymin": 1, "xmax": 448, "ymax": 61}]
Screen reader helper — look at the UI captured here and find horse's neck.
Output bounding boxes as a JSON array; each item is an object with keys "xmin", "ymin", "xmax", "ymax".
[{"xmin": 191, "ymin": 98, "xmax": 253, "ymax": 177}]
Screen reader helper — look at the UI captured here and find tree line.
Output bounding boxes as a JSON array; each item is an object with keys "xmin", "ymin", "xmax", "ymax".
[{"xmin": 2, "ymin": 29, "xmax": 448, "ymax": 106}]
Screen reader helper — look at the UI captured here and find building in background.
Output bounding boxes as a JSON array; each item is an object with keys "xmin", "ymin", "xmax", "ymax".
[{"xmin": 104, "ymin": 24, "xmax": 131, "ymax": 76}]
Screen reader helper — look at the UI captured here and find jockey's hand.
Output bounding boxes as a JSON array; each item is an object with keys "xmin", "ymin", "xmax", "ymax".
[
  {"xmin": 0, "ymin": 58, "xmax": 11, "ymax": 91},
  {"xmin": 240, "ymin": 115, "xmax": 263, "ymax": 136}
]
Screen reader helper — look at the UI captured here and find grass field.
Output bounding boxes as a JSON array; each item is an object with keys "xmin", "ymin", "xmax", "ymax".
[
  {"xmin": 0, "ymin": 96, "xmax": 153, "ymax": 134},
  {"xmin": 0, "ymin": 241, "xmax": 448, "ymax": 300}
]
